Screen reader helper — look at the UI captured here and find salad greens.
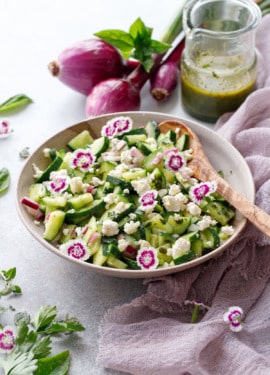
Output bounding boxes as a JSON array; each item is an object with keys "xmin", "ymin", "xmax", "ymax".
[
  {"xmin": 95, "ymin": 17, "xmax": 171, "ymax": 72},
  {"xmin": 21, "ymin": 116, "xmax": 236, "ymax": 271},
  {"xmin": 0, "ymin": 267, "xmax": 85, "ymax": 375}
]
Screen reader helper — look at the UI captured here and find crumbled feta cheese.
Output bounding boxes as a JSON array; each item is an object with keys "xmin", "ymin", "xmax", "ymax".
[
  {"xmin": 43, "ymin": 148, "xmax": 51, "ymax": 157},
  {"xmin": 162, "ymin": 193, "xmax": 188, "ymax": 212},
  {"xmin": 221, "ymin": 225, "xmax": 234, "ymax": 236},
  {"xmin": 197, "ymin": 215, "xmax": 217, "ymax": 231},
  {"xmin": 169, "ymin": 184, "xmax": 181, "ymax": 196},
  {"xmin": 104, "ymin": 193, "xmax": 116, "ymax": 209},
  {"xmin": 138, "ymin": 240, "xmax": 152, "ymax": 249},
  {"xmin": 121, "ymin": 147, "xmax": 144, "ymax": 168},
  {"xmin": 102, "ymin": 220, "xmax": 119, "ymax": 236},
  {"xmin": 108, "ymin": 169, "xmax": 122, "ymax": 178},
  {"xmin": 183, "ymin": 149, "xmax": 193, "ymax": 160},
  {"xmin": 131, "ymin": 178, "xmax": 152, "ymax": 195},
  {"xmin": 115, "ymin": 202, "xmax": 127, "ymax": 214},
  {"xmin": 70, "ymin": 176, "xmax": 84, "ymax": 194},
  {"xmin": 32, "ymin": 163, "xmax": 43, "ymax": 179},
  {"xmin": 123, "ymin": 189, "xmax": 130, "ymax": 194},
  {"xmin": 158, "ymin": 189, "xmax": 168, "ymax": 197},
  {"xmin": 152, "ymin": 152, "xmax": 163, "ymax": 166},
  {"xmin": 50, "ymin": 169, "xmax": 68, "ymax": 180},
  {"xmin": 118, "ymin": 238, "xmax": 129, "ymax": 252},
  {"xmin": 167, "ymin": 237, "xmax": 191, "ymax": 259},
  {"xmin": 186, "ymin": 202, "xmax": 201, "ymax": 216},
  {"xmin": 124, "ymin": 220, "xmax": 140, "ymax": 234},
  {"xmin": 128, "ymin": 213, "xmax": 137, "ymax": 220},
  {"xmin": 91, "ymin": 177, "xmax": 104, "ymax": 186}
]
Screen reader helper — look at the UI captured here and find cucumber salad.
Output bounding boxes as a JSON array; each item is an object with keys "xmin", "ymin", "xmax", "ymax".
[{"xmin": 21, "ymin": 116, "xmax": 236, "ymax": 271}]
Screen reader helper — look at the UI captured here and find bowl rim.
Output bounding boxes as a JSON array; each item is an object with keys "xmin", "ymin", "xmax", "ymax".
[{"xmin": 16, "ymin": 111, "xmax": 255, "ymax": 278}]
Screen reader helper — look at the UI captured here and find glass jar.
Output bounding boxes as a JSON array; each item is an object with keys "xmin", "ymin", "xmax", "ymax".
[{"xmin": 180, "ymin": 0, "xmax": 261, "ymax": 122}]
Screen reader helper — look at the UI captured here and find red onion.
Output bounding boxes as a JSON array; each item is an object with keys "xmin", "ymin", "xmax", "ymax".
[
  {"xmin": 85, "ymin": 62, "xmax": 152, "ymax": 116},
  {"xmin": 150, "ymin": 32, "xmax": 185, "ymax": 101},
  {"xmin": 48, "ymin": 39, "xmax": 125, "ymax": 95},
  {"xmin": 85, "ymin": 36, "xmax": 185, "ymax": 116}
]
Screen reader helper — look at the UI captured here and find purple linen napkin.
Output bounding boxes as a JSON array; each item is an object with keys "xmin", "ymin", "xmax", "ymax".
[{"xmin": 97, "ymin": 15, "xmax": 270, "ymax": 375}]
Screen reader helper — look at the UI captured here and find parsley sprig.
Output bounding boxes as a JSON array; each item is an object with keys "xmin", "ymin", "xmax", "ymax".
[
  {"xmin": 94, "ymin": 17, "xmax": 171, "ymax": 72},
  {"xmin": 0, "ymin": 267, "xmax": 85, "ymax": 375}
]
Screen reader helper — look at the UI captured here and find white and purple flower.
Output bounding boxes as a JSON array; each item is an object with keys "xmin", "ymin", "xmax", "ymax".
[
  {"xmin": 189, "ymin": 181, "xmax": 217, "ymax": 203},
  {"xmin": 47, "ymin": 174, "xmax": 70, "ymax": 194},
  {"xmin": 59, "ymin": 239, "xmax": 90, "ymax": 261},
  {"xmin": 139, "ymin": 190, "xmax": 158, "ymax": 211},
  {"xmin": 0, "ymin": 120, "xmax": 13, "ymax": 139},
  {"xmin": 136, "ymin": 247, "xmax": 159, "ymax": 270},
  {"xmin": 70, "ymin": 149, "xmax": 95, "ymax": 172},
  {"xmin": 0, "ymin": 326, "xmax": 16, "ymax": 353},
  {"xmin": 164, "ymin": 148, "xmax": 186, "ymax": 172},
  {"xmin": 223, "ymin": 306, "xmax": 243, "ymax": 332},
  {"xmin": 101, "ymin": 116, "xmax": 133, "ymax": 139}
]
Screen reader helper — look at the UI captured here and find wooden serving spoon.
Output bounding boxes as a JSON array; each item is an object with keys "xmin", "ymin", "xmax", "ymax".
[{"xmin": 158, "ymin": 119, "xmax": 270, "ymax": 237}]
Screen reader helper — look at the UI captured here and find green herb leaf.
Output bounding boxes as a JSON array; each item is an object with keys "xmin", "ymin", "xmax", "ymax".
[
  {"xmin": 95, "ymin": 17, "xmax": 171, "ymax": 72},
  {"xmin": 0, "ymin": 348, "xmax": 38, "ymax": 375},
  {"xmin": 32, "ymin": 305, "xmax": 57, "ymax": 332},
  {"xmin": 34, "ymin": 350, "xmax": 70, "ymax": 375},
  {"xmin": 0, "ymin": 267, "xmax": 16, "ymax": 281},
  {"xmin": 0, "ymin": 167, "xmax": 10, "ymax": 195},
  {"xmin": 0, "ymin": 94, "xmax": 33, "ymax": 115},
  {"xmin": 94, "ymin": 30, "xmax": 134, "ymax": 57}
]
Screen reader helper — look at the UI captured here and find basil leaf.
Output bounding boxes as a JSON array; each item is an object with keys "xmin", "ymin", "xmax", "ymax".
[
  {"xmin": 95, "ymin": 18, "xmax": 171, "ymax": 72},
  {"xmin": 94, "ymin": 30, "xmax": 134, "ymax": 55},
  {"xmin": 129, "ymin": 17, "xmax": 151, "ymax": 40},
  {"xmin": 0, "ymin": 94, "xmax": 33, "ymax": 115},
  {"xmin": 0, "ymin": 167, "xmax": 10, "ymax": 195}
]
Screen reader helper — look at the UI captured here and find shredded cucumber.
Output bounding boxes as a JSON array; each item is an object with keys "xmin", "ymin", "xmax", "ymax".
[{"xmin": 23, "ymin": 116, "xmax": 236, "ymax": 270}]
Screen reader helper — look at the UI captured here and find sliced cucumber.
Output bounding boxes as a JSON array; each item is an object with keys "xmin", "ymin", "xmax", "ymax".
[
  {"xmin": 124, "ymin": 134, "xmax": 147, "ymax": 146},
  {"xmin": 145, "ymin": 120, "xmax": 159, "ymax": 138},
  {"xmin": 65, "ymin": 199, "xmax": 105, "ymax": 222},
  {"xmin": 200, "ymin": 227, "xmax": 220, "ymax": 249},
  {"xmin": 90, "ymin": 136, "xmax": 109, "ymax": 158},
  {"xmin": 43, "ymin": 196, "xmax": 67, "ymax": 208},
  {"xmin": 176, "ymin": 133, "xmax": 189, "ymax": 151},
  {"xmin": 204, "ymin": 201, "xmax": 235, "ymax": 225},
  {"xmin": 67, "ymin": 130, "xmax": 94, "ymax": 150},
  {"xmin": 106, "ymin": 174, "xmax": 133, "ymax": 191},
  {"xmin": 36, "ymin": 155, "xmax": 63, "ymax": 183},
  {"xmin": 28, "ymin": 183, "xmax": 46, "ymax": 203},
  {"xmin": 44, "ymin": 210, "xmax": 65, "ymax": 241},
  {"xmin": 143, "ymin": 149, "xmax": 163, "ymax": 172},
  {"xmin": 67, "ymin": 193, "xmax": 93, "ymax": 210},
  {"xmin": 106, "ymin": 255, "xmax": 128, "ymax": 269}
]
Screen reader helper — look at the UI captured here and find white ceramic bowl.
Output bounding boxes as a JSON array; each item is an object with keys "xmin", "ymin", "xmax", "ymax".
[{"xmin": 16, "ymin": 111, "xmax": 255, "ymax": 278}]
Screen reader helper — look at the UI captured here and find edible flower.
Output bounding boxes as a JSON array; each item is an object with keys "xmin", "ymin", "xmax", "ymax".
[
  {"xmin": 70, "ymin": 149, "xmax": 95, "ymax": 172},
  {"xmin": 223, "ymin": 306, "xmax": 243, "ymax": 332},
  {"xmin": 136, "ymin": 247, "xmax": 159, "ymax": 270},
  {"xmin": 189, "ymin": 181, "xmax": 217, "ymax": 203},
  {"xmin": 101, "ymin": 116, "xmax": 133, "ymax": 138},
  {"xmin": 164, "ymin": 148, "xmax": 186, "ymax": 172},
  {"xmin": 46, "ymin": 170, "xmax": 70, "ymax": 194},
  {"xmin": 59, "ymin": 239, "xmax": 90, "ymax": 261},
  {"xmin": 139, "ymin": 190, "xmax": 158, "ymax": 211},
  {"xmin": 0, "ymin": 121, "xmax": 13, "ymax": 139},
  {"xmin": 0, "ymin": 326, "xmax": 16, "ymax": 353}
]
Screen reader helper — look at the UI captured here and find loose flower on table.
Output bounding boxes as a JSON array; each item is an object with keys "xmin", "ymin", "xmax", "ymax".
[
  {"xmin": 223, "ymin": 306, "xmax": 244, "ymax": 332},
  {"xmin": 0, "ymin": 326, "xmax": 16, "ymax": 353}
]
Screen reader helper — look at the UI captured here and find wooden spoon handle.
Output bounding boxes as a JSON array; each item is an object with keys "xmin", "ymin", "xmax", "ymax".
[{"xmin": 207, "ymin": 168, "xmax": 270, "ymax": 237}]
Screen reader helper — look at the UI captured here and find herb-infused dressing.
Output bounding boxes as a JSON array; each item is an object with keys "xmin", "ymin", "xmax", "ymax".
[{"xmin": 180, "ymin": 0, "xmax": 261, "ymax": 122}]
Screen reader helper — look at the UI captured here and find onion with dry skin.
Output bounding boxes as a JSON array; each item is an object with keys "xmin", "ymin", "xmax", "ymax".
[{"xmin": 48, "ymin": 39, "xmax": 125, "ymax": 95}]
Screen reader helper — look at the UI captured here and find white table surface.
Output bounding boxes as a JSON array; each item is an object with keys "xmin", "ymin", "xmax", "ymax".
[{"xmin": 0, "ymin": 1, "xmax": 207, "ymax": 373}]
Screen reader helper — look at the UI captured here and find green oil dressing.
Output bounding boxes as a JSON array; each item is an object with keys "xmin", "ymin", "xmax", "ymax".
[{"xmin": 180, "ymin": 53, "xmax": 257, "ymax": 122}]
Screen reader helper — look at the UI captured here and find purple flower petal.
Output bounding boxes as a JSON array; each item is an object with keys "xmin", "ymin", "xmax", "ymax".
[{"xmin": 136, "ymin": 247, "xmax": 159, "ymax": 270}]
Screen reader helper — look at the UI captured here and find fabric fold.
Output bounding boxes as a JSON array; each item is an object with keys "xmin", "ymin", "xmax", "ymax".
[{"xmin": 97, "ymin": 15, "xmax": 270, "ymax": 375}]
